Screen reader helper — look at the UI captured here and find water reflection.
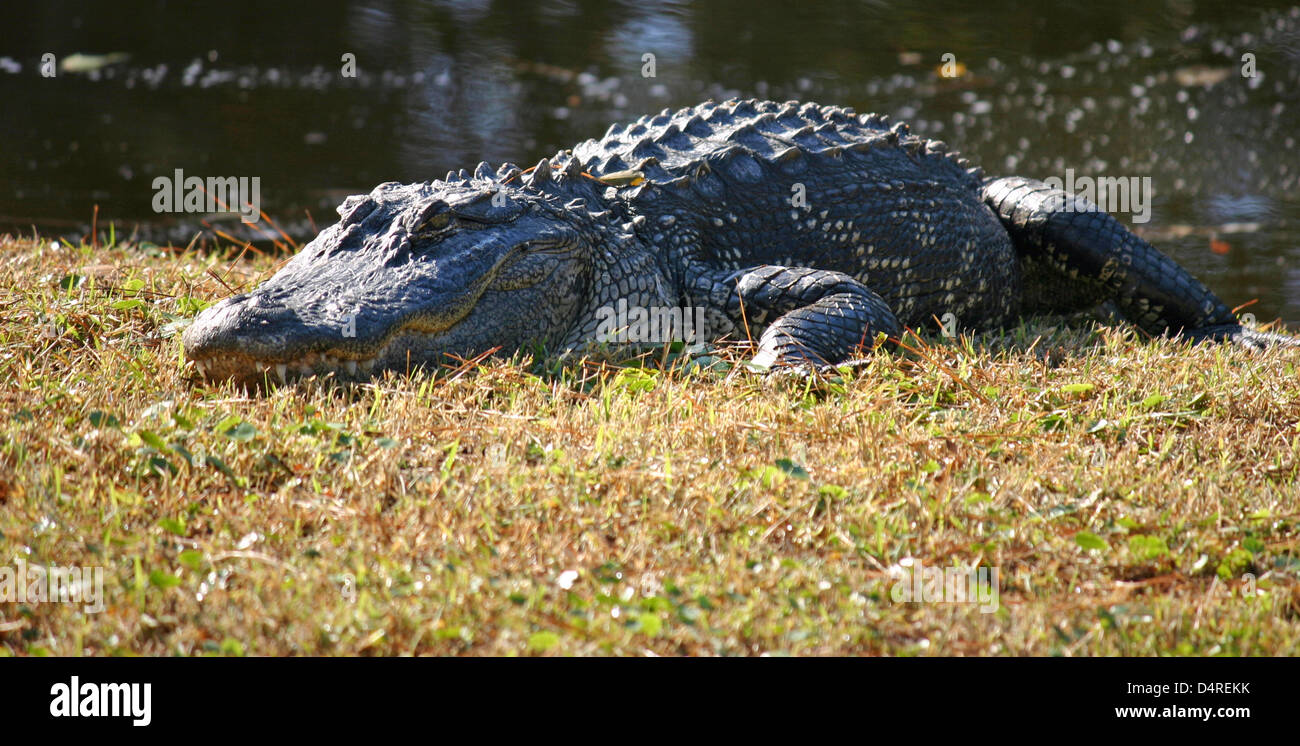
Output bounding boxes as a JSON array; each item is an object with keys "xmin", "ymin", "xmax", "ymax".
[{"xmin": 0, "ymin": 0, "xmax": 1297, "ymax": 321}]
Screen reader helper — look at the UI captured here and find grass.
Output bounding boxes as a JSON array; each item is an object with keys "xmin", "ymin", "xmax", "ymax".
[{"xmin": 1, "ymin": 234, "xmax": 1299, "ymax": 656}]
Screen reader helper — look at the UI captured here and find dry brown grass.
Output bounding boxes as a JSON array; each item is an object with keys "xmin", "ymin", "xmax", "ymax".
[{"xmin": 1, "ymin": 235, "xmax": 1298, "ymax": 656}]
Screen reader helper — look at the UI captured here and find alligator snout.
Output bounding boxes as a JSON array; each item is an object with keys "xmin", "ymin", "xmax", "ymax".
[
  {"xmin": 185, "ymin": 293, "xmax": 279, "ymax": 353},
  {"xmin": 183, "ymin": 293, "xmax": 379, "ymax": 384},
  {"xmin": 184, "ymin": 294, "xmax": 283, "ymax": 380}
]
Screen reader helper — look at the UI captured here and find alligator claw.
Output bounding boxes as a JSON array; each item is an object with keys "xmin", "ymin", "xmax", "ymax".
[{"xmin": 1175, "ymin": 324, "xmax": 1300, "ymax": 350}]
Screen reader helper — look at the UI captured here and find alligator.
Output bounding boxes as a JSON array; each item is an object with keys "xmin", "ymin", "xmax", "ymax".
[{"xmin": 182, "ymin": 98, "xmax": 1295, "ymax": 384}]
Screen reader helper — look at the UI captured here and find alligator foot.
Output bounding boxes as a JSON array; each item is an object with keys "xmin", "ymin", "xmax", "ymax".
[
  {"xmin": 1174, "ymin": 323, "xmax": 1300, "ymax": 350},
  {"xmin": 713, "ymin": 265, "xmax": 901, "ymax": 369},
  {"xmin": 762, "ymin": 356, "xmax": 882, "ymax": 391}
]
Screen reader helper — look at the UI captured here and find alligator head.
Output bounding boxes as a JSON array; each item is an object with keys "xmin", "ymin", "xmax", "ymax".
[{"xmin": 183, "ymin": 160, "xmax": 616, "ymax": 385}]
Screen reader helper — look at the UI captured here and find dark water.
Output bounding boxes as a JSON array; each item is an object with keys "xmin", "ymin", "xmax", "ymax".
[{"xmin": 3, "ymin": 0, "xmax": 1299, "ymax": 324}]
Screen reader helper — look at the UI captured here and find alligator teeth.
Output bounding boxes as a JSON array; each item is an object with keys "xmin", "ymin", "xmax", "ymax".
[
  {"xmin": 201, "ymin": 351, "xmax": 386, "ymax": 384},
  {"xmin": 191, "ymin": 352, "xmax": 391, "ymax": 383}
]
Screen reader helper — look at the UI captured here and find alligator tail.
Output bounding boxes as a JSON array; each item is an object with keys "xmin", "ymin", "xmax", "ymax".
[{"xmin": 981, "ymin": 176, "xmax": 1297, "ymax": 348}]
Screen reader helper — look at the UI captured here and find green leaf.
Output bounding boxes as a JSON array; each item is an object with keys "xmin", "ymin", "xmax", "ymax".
[
  {"xmin": 170, "ymin": 443, "xmax": 195, "ymax": 467},
  {"xmin": 220, "ymin": 420, "xmax": 257, "ymax": 442},
  {"xmin": 1060, "ymin": 383, "xmax": 1095, "ymax": 394},
  {"xmin": 146, "ymin": 455, "xmax": 177, "ymax": 476},
  {"xmin": 158, "ymin": 517, "xmax": 186, "ymax": 536},
  {"xmin": 111, "ymin": 299, "xmax": 144, "ymax": 310},
  {"xmin": 178, "ymin": 550, "xmax": 203, "ymax": 571},
  {"xmin": 751, "ymin": 465, "xmax": 786, "ymax": 489},
  {"xmin": 88, "ymin": 411, "xmax": 120, "ymax": 429},
  {"xmin": 205, "ymin": 455, "xmax": 242, "ymax": 485},
  {"xmin": 527, "ymin": 631, "xmax": 559, "ymax": 652},
  {"xmin": 612, "ymin": 367, "xmax": 659, "ymax": 394},
  {"xmin": 149, "ymin": 570, "xmax": 181, "ymax": 588},
  {"xmin": 1127, "ymin": 535, "xmax": 1169, "ymax": 561},
  {"xmin": 137, "ymin": 430, "xmax": 169, "ymax": 452},
  {"xmin": 1038, "ymin": 412, "xmax": 1068, "ymax": 431},
  {"xmin": 1075, "ymin": 532, "xmax": 1108, "ymax": 552},
  {"xmin": 176, "ymin": 296, "xmax": 210, "ymax": 315},
  {"xmin": 637, "ymin": 613, "xmax": 663, "ymax": 637},
  {"xmin": 1216, "ymin": 548, "xmax": 1253, "ymax": 581},
  {"xmin": 1140, "ymin": 394, "xmax": 1168, "ymax": 409}
]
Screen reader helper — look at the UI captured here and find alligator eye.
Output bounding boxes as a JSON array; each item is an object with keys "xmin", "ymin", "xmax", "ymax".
[
  {"xmin": 421, "ymin": 212, "xmax": 451, "ymax": 232},
  {"xmin": 520, "ymin": 238, "xmax": 561, "ymax": 253}
]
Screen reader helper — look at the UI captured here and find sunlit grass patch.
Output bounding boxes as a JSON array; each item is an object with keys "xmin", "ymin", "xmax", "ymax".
[{"xmin": 1, "ymin": 235, "xmax": 1298, "ymax": 656}]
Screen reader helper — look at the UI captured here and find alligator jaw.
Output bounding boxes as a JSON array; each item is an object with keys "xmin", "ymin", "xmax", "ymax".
[
  {"xmin": 188, "ymin": 346, "xmax": 388, "ymax": 386},
  {"xmin": 183, "ymin": 291, "xmax": 500, "ymax": 385},
  {"xmin": 182, "ymin": 282, "xmax": 511, "ymax": 386}
]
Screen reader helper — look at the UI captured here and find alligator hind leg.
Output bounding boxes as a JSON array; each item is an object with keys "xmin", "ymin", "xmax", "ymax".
[
  {"xmin": 702, "ymin": 265, "xmax": 902, "ymax": 368},
  {"xmin": 983, "ymin": 176, "xmax": 1297, "ymax": 348}
]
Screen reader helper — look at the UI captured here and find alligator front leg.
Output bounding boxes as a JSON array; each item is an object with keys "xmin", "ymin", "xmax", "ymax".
[{"xmin": 714, "ymin": 266, "xmax": 902, "ymax": 368}]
